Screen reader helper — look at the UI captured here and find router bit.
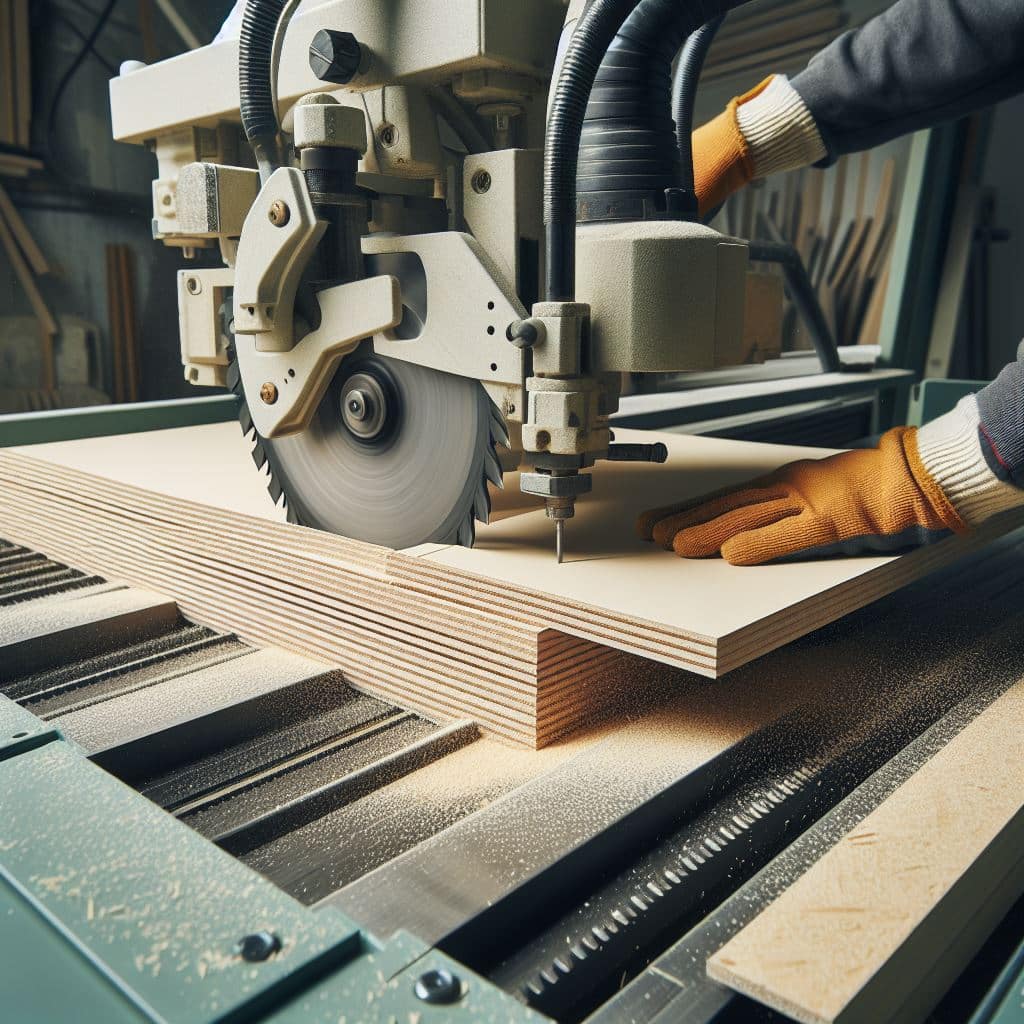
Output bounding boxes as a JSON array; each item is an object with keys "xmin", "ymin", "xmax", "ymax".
[
  {"xmin": 546, "ymin": 495, "xmax": 574, "ymax": 563},
  {"xmin": 519, "ymin": 469, "xmax": 592, "ymax": 564}
]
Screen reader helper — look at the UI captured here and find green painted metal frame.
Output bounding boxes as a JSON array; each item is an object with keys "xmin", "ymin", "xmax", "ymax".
[
  {"xmin": 0, "ymin": 696, "xmax": 542, "ymax": 1023},
  {"xmin": 877, "ymin": 115, "xmax": 994, "ymax": 428},
  {"xmin": 0, "ymin": 395, "xmax": 240, "ymax": 448},
  {"xmin": 906, "ymin": 378, "xmax": 984, "ymax": 427},
  {"xmin": 971, "ymin": 937, "xmax": 1024, "ymax": 1024}
]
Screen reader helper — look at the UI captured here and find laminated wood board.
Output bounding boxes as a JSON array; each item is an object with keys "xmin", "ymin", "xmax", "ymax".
[
  {"xmin": 707, "ymin": 676, "xmax": 1024, "ymax": 1024},
  {"xmin": 1, "ymin": 424, "xmax": 1021, "ymax": 747}
]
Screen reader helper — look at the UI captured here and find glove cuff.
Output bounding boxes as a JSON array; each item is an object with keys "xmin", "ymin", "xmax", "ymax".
[
  {"xmin": 735, "ymin": 74, "xmax": 826, "ymax": 179},
  {"xmin": 913, "ymin": 395, "xmax": 1024, "ymax": 526}
]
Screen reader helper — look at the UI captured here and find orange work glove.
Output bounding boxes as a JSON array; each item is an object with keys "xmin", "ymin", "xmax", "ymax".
[
  {"xmin": 692, "ymin": 77, "xmax": 774, "ymax": 217},
  {"xmin": 637, "ymin": 427, "xmax": 968, "ymax": 566}
]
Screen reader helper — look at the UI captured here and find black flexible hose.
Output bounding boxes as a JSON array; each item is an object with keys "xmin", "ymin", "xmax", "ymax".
[
  {"xmin": 546, "ymin": 0, "xmax": 746, "ymax": 301},
  {"xmin": 544, "ymin": 0, "xmax": 645, "ymax": 301},
  {"xmin": 673, "ymin": 15, "xmax": 725, "ymax": 198},
  {"xmin": 239, "ymin": 0, "xmax": 287, "ymax": 181}
]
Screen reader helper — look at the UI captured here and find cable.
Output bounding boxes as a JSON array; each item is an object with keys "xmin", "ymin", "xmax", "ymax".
[
  {"xmin": 672, "ymin": 15, "xmax": 725, "ymax": 199},
  {"xmin": 46, "ymin": 0, "xmax": 120, "ymax": 179},
  {"xmin": 52, "ymin": 7, "xmax": 119, "ymax": 75},
  {"xmin": 269, "ymin": 0, "xmax": 303, "ymax": 132},
  {"xmin": 239, "ymin": 0, "xmax": 287, "ymax": 182}
]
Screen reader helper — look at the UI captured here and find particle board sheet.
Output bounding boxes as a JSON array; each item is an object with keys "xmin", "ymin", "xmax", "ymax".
[
  {"xmin": 1, "ymin": 423, "xmax": 1021, "ymax": 748},
  {"xmin": 707, "ymin": 677, "xmax": 1024, "ymax": 1024}
]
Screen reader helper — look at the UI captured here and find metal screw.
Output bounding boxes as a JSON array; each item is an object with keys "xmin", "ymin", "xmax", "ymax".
[
  {"xmin": 185, "ymin": 276, "xmax": 201, "ymax": 295},
  {"xmin": 414, "ymin": 968, "xmax": 463, "ymax": 1005},
  {"xmin": 235, "ymin": 932, "xmax": 281, "ymax": 962},
  {"xmin": 378, "ymin": 123, "xmax": 398, "ymax": 148},
  {"xmin": 260, "ymin": 382, "xmax": 278, "ymax": 405},
  {"xmin": 268, "ymin": 200, "xmax": 290, "ymax": 227},
  {"xmin": 471, "ymin": 169, "xmax": 492, "ymax": 194}
]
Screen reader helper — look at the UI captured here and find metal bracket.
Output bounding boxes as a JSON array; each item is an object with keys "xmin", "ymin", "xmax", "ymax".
[
  {"xmin": 177, "ymin": 266, "xmax": 235, "ymax": 387},
  {"xmin": 364, "ymin": 231, "xmax": 528, "ymax": 420},
  {"xmin": 236, "ymin": 274, "xmax": 402, "ymax": 438},
  {"xmin": 233, "ymin": 167, "xmax": 325, "ymax": 350}
]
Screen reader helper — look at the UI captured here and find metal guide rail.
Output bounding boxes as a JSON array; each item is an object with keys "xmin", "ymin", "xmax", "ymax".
[{"xmin": 0, "ymin": 538, "xmax": 479, "ymax": 892}]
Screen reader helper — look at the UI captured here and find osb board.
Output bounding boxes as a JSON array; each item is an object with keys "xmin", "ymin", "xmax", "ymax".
[
  {"xmin": 707, "ymin": 678, "xmax": 1024, "ymax": 1024},
  {"xmin": 4, "ymin": 423, "xmax": 1021, "ymax": 744}
]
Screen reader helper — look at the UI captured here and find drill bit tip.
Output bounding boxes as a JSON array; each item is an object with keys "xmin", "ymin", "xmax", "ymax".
[{"xmin": 556, "ymin": 519, "xmax": 564, "ymax": 564}]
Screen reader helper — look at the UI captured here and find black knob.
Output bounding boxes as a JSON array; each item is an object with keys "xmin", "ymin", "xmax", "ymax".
[{"xmin": 309, "ymin": 29, "xmax": 362, "ymax": 85}]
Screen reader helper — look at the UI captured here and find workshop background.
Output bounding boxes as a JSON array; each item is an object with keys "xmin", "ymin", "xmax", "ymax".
[{"xmin": 1, "ymin": 0, "xmax": 1022, "ymax": 415}]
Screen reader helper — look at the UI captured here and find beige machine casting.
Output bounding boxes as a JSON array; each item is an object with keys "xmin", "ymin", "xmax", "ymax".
[{"xmin": 109, "ymin": 0, "xmax": 760, "ymax": 557}]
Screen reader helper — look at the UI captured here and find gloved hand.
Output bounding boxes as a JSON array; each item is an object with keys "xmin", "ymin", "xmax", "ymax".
[
  {"xmin": 692, "ymin": 78, "xmax": 768, "ymax": 217},
  {"xmin": 637, "ymin": 427, "xmax": 968, "ymax": 565},
  {"xmin": 693, "ymin": 74, "xmax": 827, "ymax": 217}
]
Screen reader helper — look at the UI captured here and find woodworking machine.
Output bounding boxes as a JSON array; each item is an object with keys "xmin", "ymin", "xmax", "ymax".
[
  {"xmin": 108, "ymin": 0, "xmax": 776, "ymax": 559},
  {"xmin": 6, "ymin": 4, "xmax": 1019, "ymax": 1022}
]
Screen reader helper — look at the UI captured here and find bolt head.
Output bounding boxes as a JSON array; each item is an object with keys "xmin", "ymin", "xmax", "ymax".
[
  {"xmin": 308, "ymin": 28, "xmax": 362, "ymax": 85},
  {"xmin": 378, "ymin": 123, "xmax": 398, "ymax": 148},
  {"xmin": 414, "ymin": 968, "xmax": 463, "ymax": 1005},
  {"xmin": 471, "ymin": 169, "xmax": 492, "ymax": 194},
  {"xmin": 268, "ymin": 200, "xmax": 290, "ymax": 227},
  {"xmin": 235, "ymin": 931, "xmax": 281, "ymax": 962},
  {"xmin": 260, "ymin": 382, "xmax": 278, "ymax": 405}
]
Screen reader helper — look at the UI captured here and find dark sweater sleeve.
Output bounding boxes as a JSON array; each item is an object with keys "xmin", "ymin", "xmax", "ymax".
[
  {"xmin": 791, "ymin": 0, "xmax": 1024, "ymax": 161},
  {"xmin": 977, "ymin": 351, "xmax": 1024, "ymax": 488}
]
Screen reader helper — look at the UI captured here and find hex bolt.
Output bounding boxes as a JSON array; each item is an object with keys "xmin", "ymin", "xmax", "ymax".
[
  {"xmin": 471, "ymin": 169, "xmax": 492, "ymax": 194},
  {"xmin": 268, "ymin": 200, "xmax": 290, "ymax": 227},
  {"xmin": 235, "ymin": 932, "xmax": 281, "ymax": 962},
  {"xmin": 260, "ymin": 382, "xmax": 278, "ymax": 405},
  {"xmin": 413, "ymin": 968, "xmax": 463, "ymax": 1005},
  {"xmin": 378, "ymin": 123, "xmax": 398, "ymax": 148}
]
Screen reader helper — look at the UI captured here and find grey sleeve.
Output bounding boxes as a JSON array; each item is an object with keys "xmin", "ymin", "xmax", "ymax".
[
  {"xmin": 791, "ymin": 0, "xmax": 1024, "ymax": 161},
  {"xmin": 977, "ymin": 351, "xmax": 1024, "ymax": 488}
]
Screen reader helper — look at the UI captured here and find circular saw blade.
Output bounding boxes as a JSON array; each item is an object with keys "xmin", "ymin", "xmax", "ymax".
[{"xmin": 231, "ymin": 346, "xmax": 507, "ymax": 549}]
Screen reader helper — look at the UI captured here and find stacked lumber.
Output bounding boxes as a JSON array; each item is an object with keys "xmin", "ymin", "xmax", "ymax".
[
  {"xmin": 708, "ymin": 676, "xmax": 1024, "ymax": 1023},
  {"xmin": 1, "ymin": 423, "xmax": 1021, "ymax": 747},
  {"xmin": 0, "ymin": 182, "xmax": 56, "ymax": 388},
  {"xmin": 0, "ymin": 0, "xmax": 31, "ymax": 151},
  {"xmin": 723, "ymin": 152, "xmax": 899, "ymax": 348},
  {"xmin": 105, "ymin": 245, "xmax": 142, "ymax": 402},
  {"xmin": 703, "ymin": 0, "xmax": 847, "ymax": 84}
]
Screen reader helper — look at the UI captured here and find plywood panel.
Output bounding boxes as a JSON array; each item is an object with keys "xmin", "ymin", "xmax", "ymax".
[
  {"xmin": 707, "ymin": 679, "xmax": 1024, "ymax": 1024},
  {"xmin": 3, "ymin": 423, "xmax": 1021, "ymax": 747}
]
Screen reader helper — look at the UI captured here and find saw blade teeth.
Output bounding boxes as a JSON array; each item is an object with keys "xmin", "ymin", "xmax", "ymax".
[
  {"xmin": 473, "ymin": 481, "xmax": 492, "ymax": 525},
  {"xmin": 267, "ymin": 475, "xmax": 284, "ymax": 505},
  {"xmin": 483, "ymin": 447, "xmax": 504, "ymax": 490},
  {"xmin": 457, "ymin": 515, "xmax": 476, "ymax": 548},
  {"xmin": 238, "ymin": 406, "xmax": 254, "ymax": 438},
  {"xmin": 489, "ymin": 405, "xmax": 511, "ymax": 450},
  {"xmin": 251, "ymin": 442, "xmax": 268, "ymax": 470},
  {"xmin": 285, "ymin": 502, "xmax": 299, "ymax": 525}
]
